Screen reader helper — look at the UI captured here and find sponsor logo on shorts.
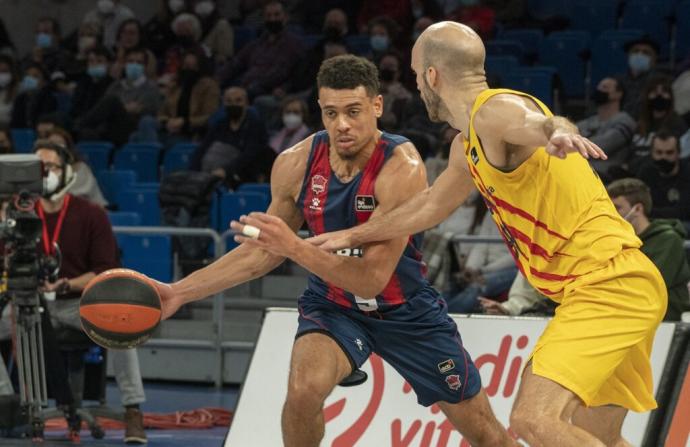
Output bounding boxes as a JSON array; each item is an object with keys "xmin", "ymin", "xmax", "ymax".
[
  {"xmin": 355, "ymin": 195, "xmax": 376, "ymax": 212},
  {"xmin": 310, "ymin": 197, "xmax": 322, "ymax": 211},
  {"xmin": 311, "ymin": 174, "xmax": 327, "ymax": 195},
  {"xmin": 438, "ymin": 359, "xmax": 455, "ymax": 373},
  {"xmin": 470, "ymin": 147, "xmax": 479, "ymax": 165},
  {"xmin": 355, "ymin": 338, "xmax": 364, "ymax": 351},
  {"xmin": 445, "ymin": 374, "xmax": 462, "ymax": 391}
]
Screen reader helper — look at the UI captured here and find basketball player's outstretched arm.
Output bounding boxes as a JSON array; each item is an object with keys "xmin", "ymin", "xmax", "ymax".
[
  {"xmin": 306, "ymin": 136, "xmax": 475, "ymax": 251},
  {"xmin": 155, "ymin": 140, "xmax": 311, "ymax": 318},
  {"xmin": 232, "ymin": 143, "xmax": 430, "ymax": 298}
]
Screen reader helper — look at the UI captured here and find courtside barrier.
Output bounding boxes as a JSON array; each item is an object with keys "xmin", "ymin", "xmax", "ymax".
[{"xmin": 227, "ymin": 309, "xmax": 681, "ymax": 446}]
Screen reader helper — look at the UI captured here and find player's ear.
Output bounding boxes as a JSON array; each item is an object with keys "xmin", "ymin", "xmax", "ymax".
[
  {"xmin": 426, "ymin": 66, "xmax": 438, "ymax": 88},
  {"xmin": 373, "ymin": 94, "xmax": 383, "ymax": 118}
]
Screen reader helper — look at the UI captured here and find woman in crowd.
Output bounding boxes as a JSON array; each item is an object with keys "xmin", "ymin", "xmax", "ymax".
[{"xmin": 269, "ymin": 97, "xmax": 310, "ymax": 154}]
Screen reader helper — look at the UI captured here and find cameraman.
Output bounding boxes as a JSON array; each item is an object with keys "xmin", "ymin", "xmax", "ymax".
[{"xmin": 32, "ymin": 140, "xmax": 147, "ymax": 444}]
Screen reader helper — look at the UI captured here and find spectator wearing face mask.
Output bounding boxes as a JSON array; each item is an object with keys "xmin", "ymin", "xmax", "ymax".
[
  {"xmin": 70, "ymin": 46, "xmax": 114, "ymax": 123},
  {"xmin": 162, "ymin": 12, "xmax": 206, "ymax": 79},
  {"xmin": 577, "ymin": 77, "xmax": 636, "ymax": 177},
  {"xmin": 63, "ymin": 21, "xmax": 103, "ymax": 76},
  {"xmin": 628, "ymin": 76, "xmax": 688, "ymax": 170},
  {"xmin": 110, "ymin": 19, "xmax": 157, "ymax": 80},
  {"xmin": 144, "ymin": 0, "xmax": 183, "ymax": 59},
  {"xmin": 159, "ymin": 49, "xmax": 220, "ymax": 141},
  {"xmin": 190, "ymin": 86, "xmax": 274, "ymax": 187},
  {"xmin": 621, "ymin": 35, "xmax": 664, "ymax": 119},
  {"xmin": 378, "ymin": 51, "xmax": 412, "ymax": 131},
  {"xmin": 83, "ymin": 0, "xmax": 135, "ymax": 49},
  {"xmin": 10, "ymin": 63, "xmax": 57, "ymax": 129},
  {"xmin": 23, "ymin": 17, "xmax": 70, "ymax": 74},
  {"xmin": 608, "ymin": 178, "xmax": 690, "ymax": 321},
  {"xmin": 366, "ymin": 16, "xmax": 401, "ymax": 63},
  {"xmin": 218, "ymin": 1, "xmax": 305, "ymax": 99},
  {"xmin": 75, "ymin": 47, "xmax": 161, "ymax": 145},
  {"xmin": 635, "ymin": 129, "xmax": 690, "ymax": 222},
  {"xmin": 191, "ymin": 0, "xmax": 234, "ymax": 65},
  {"xmin": 0, "ymin": 55, "xmax": 18, "ymax": 126},
  {"xmin": 269, "ymin": 97, "xmax": 310, "ymax": 154}
]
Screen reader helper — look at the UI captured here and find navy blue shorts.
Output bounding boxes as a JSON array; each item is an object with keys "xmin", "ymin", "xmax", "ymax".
[{"xmin": 296, "ymin": 286, "xmax": 482, "ymax": 406}]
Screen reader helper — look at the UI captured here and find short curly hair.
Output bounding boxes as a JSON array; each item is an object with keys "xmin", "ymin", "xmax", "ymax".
[{"xmin": 317, "ymin": 55, "xmax": 380, "ymax": 97}]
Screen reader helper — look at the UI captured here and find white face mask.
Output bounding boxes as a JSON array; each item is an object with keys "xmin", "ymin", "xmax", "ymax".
[
  {"xmin": 282, "ymin": 112, "xmax": 302, "ymax": 130},
  {"xmin": 45, "ymin": 171, "xmax": 61, "ymax": 195},
  {"xmin": 622, "ymin": 205, "xmax": 638, "ymax": 223},
  {"xmin": 194, "ymin": 1, "xmax": 215, "ymax": 17},
  {"xmin": 97, "ymin": 0, "xmax": 115, "ymax": 15},
  {"xmin": 0, "ymin": 72, "xmax": 11, "ymax": 88}
]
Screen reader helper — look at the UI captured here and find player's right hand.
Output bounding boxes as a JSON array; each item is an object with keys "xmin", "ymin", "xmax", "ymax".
[{"xmin": 306, "ymin": 229, "xmax": 356, "ymax": 252}]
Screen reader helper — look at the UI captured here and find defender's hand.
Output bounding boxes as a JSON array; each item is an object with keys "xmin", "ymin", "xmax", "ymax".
[
  {"xmin": 306, "ymin": 229, "xmax": 356, "ymax": 252},
  {"xmin": 546, "ymin": 132, "xmax": 607, "ymax": 160},
  {"xmin": 230, "ymin": 212, "xmax": 301, "ymax": 257}
]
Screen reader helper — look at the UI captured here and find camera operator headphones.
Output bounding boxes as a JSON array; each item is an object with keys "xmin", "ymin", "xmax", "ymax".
[{"xmin": 32, "ymin": 139, "xmax": 77, "ymax": 202}]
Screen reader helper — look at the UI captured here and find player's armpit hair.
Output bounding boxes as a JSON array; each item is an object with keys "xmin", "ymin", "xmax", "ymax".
[{"xmin": 542, "ymin": 116, "xmax": 578, "ymax": 139}]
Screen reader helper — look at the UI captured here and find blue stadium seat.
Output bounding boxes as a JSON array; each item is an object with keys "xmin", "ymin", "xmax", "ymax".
[
  {"xmin": 527, "ymin": 0, "xmax": 570, "ymax": 20},
  {"xmin": 10, "ymin": 128, "xmax": 36, "ymax": 153},
  {"xmin": 77, "ymin": 141, "xmax": 113, "ymax": 173},
  {"xmin": 117, "ymin": 234, "xmax": 172, "ymax": 282},
  {"xmin": 621, "ymin": 1, "xmax": 671, "ymax": 57},
  {"xmin": 162, "ymin": 142, "xmax": 197, "ymax": 174},
  {"xmin": 113, "ymin": 143, "xmax": 162, "ymax": 182},
  {"xmin": 216, "ymin": 191, "xmax": 271, "ymax": 249},
  {"xmin": 234, "ymin": 25, "xmax": 257, "ymax": 52},
  {"xmin": 566, "ymin": 0, "xmax": 618, "ymax": 37},
  {"xmin": 117, "ymin": 187, "xmax": 160, "ymax": 226},
  {"xmin": 502, "ymin": 68, "xmax": 555, "ymax": 108},
  {"xmin": 484, "ymin": 56, "xmax": 520, "ymax": 84},
  {"xmin": 539, "ymin": 31, "xmax": 590, "ymax": 98},
  {"xmin": 497, "ymin": 29, "xmax": 543, "ymax": 59},
  {"xmin": 107, "ymin": 211, "xmax": 141, "ymax": 226},
  {"xmin": 345, "ymin": 35, "xmax": 371, "ymax": 56},
  {"xmin": 236, "ymin": 183, "xmax": 271, "ymax": 201},
  {"xmin": 486, "ymin": 40, "xmax": 526, "ymax": 63},
  {"xmin": 590, "ymin": 29, "xmax": 644, "ymax": 86},
  {"xmin": 675, "ymin": 1, "xmax": 690, "ymax": 60},
  {"xmin": 97, "ymin": 169, "xmax": 137, "ymax": 206}
]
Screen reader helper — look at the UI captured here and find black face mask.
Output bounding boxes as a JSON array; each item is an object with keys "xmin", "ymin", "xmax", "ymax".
[
  {"xmin": 265, "ymin": 20, "xmax": 284, "ymax": 34},
  {"xmin": 649, "ymin": 96, "xmax": 672, "ymax": 112},
  {"xmin": 177, "ymin": 35, "xmax": 195, "ymax": 46},
  {"xmin": 226, "ymin": 105, "xmax": 244, "ymax": 120},
  {"xmin": 380, "ymin": 68, "xmax": 396, "ymax": 82},
  {"xmin": 654, "ymin": 158, "xmax": 676, "ymax": 174},
  {"xmin": 323, "ymin": 26, "xmax": 344, "ymax": 40},
  {"xmin": 179, "ymin": 69, "xmax": 200, "ymax": 85},
  {"xmin": 592, "ymin": 89, "xmax": 610, "ymax": 105}
]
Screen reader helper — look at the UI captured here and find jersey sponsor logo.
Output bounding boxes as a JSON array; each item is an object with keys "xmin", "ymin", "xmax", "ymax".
[
  {"xmin": 470, "ymin": 147, "xmax": 479, "ymax": 165},
  {"xmin": 445, "ymin": 374, "xmax": 462, "ymax": 391},
  {"xmin": 310, "ymin": 197, "xmax": 322, "ymax": 211},
  {"xmin": 355, "ymin": 195, "xmax": 376, "ymax": 212},
  {"xmin": 438, "ymin": 359, "xmax": 455, "ymax": 374},
  {"xmin": 311, "ymin": 174, "xmax": 327, "ymax": 195},
  {"xmin": 335, "ymin": 248, "xmax": 364, "ymax": 257}
]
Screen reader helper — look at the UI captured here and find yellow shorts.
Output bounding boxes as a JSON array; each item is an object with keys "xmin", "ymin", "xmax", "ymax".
[{"xmin": 530, "ymin": 248, "xmax": 667, "ymax": 412}]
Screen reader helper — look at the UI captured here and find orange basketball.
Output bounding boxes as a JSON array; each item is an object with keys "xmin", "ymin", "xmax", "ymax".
[{"xmin": 79, "ymin": 268, "xmax": 162, "ymax": 349}]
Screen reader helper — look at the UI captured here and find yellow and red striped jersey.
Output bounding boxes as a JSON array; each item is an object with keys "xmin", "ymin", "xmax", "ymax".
[{"xmin": 464, "ymin": 88, "xmax": 641, "ymax": 301}]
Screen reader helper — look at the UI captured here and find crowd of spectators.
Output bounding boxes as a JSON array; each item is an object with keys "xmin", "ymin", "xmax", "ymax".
[{"xmin": 0, "ymin": 0, "xmax": 687, "ymax": 321}]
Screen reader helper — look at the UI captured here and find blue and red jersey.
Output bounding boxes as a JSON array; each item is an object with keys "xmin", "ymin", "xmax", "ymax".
[{"xmin": 297, "ymin": 130, "xmax": 429, "ymax": 312}]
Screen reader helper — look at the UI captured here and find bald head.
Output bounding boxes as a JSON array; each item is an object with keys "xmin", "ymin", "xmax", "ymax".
[{"xmin": 414, "ymin": 21, "xmax": 485, "ymax": 82}]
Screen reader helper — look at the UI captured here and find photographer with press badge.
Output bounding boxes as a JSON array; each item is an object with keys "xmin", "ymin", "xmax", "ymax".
[{"xmin": 2, "ymin": 140, "xmax": 148, "ymax": 443}]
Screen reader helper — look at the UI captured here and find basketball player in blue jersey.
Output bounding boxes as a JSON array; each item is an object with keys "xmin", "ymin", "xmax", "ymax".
[{"xmin": 154, "ymin": 55, "xmax": 516, "ymax": 446}]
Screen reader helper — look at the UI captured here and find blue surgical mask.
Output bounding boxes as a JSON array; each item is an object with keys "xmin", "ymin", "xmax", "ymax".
[
  {"xmin": 628, "ymin": 53, "xmax": 651, "ymax": 75},
  {"xmin": 20, "ymin": 75, "xmax": 39, "ymax": 92},
  {"xmin": 125, "ymin": 62, "xmax": 144, "ymax": 81},
  {"xmin": 370, "ymin": 35, "xmax": 389, "ymax": 52},
  {"xmin": 36, "ymin": 33, "xmax": 53, "ymax": 49},
  {"xmin": 87, "ymin": 64, "xmax": 107, "ymax": 79}
]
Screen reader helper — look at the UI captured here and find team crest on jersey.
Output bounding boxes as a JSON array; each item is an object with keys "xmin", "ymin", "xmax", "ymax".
[
  {"xmin": 445, "ymin": 374, "xmax": 462, "ymax": 391},
  {"xmin": 311, "ymin": 175, "xmax": 327, "ymax": 195},
  {"xmin": 355, "ymin": 195, "xmax": 376, "ymax": 212},
  {"xmin": 470, "ymin": 147, "xmax": 479, "ymax": 165}
]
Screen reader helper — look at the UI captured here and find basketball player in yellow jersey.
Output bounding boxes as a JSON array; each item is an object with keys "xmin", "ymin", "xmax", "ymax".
[{"xmin": 307, "ymin": 22, "xmax": 667, "ymax": 447}]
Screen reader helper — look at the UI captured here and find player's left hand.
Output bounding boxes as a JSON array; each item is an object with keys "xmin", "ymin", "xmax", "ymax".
[
  {"xmin": 546, "ymin": 132, "xmax": 607, "ymax": 160},
  {"xmin": 231, "ymin": 212, "xmax": 301, "ymax": 257}
]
